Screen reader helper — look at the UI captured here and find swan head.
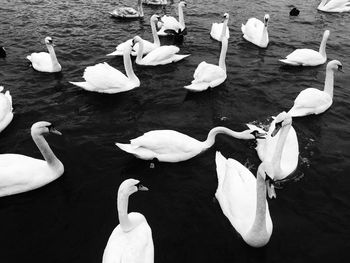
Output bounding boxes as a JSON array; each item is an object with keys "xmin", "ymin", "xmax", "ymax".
[
  {"xmin": 44, "ymin": 37, "xmax": 54, "ymax": 46},
  {"xmin": 323, "ymin": 30, "xmax": 330, "ymax": 41},
  {"xmin": 264, "ymin": 14, "xmax": 270, "ymax": 26},
  {"xmin": 151, "ymin": 14, "xmax": 161, "ymax": 23},
  {"xmin": 327, "ymin": 60, "xmax": 343, "ymax": 73},
  {"xmin": 258, "ymin": 162, "xmax": 277, "ymax": 199},
  {"xmin": 31, "ymin": 121, "xmax": 62, "ymax": 137},
  {"xmin": 179, "ymin": 1, "xmax": 187, "ymax": 8},
  {"xmin": 222, "ymin": 13, "xmax": 229, "ymax": 21},
  {"xmin": 118, "ymin": 179, "xmax": 149, "ymax": 198},
  {"xmin": 132, "ymin": 35, "xmax": 143, "ymax": 47},
  {"xmin": 271, "ymin": 111, "xmax": 292, "ymax": 137},
  {"xmin": 244, "ymin": 129, "xmax": 266, "ymax": 140}
]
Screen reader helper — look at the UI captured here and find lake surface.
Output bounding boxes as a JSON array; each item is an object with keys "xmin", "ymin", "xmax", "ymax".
[{"xmin": 1, "ymin": 0, "xmax": 350, "ymax": 262}]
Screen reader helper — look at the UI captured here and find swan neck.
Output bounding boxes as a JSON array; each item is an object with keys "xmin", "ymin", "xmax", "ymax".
[
  {"xmin": 46, "ymin": 44, "xmax": 60, "ymax": 68},
  {"xmin": 117, "ymin": 191, "xmax": 133, "ymax": 232},
  {"xmin": 260, "ymin": 26, "xmax": 268, "ymax": 47},
  {"xmin": 138, "ymin": 0, "xmax": 144, "ymax": 16},
  {"xmin": 178, "ymin": 4, "xmax": 185, "ymax": 27},
  {"xmin": 218, "ymin": 39, "xmax": 228, "ymax": 72},
  {"xmin": 151, "ymin": 19, "xmax": 160, "ymax": 46},
  {"xmin": 123, "ymin": 48, "xmax": 138, "ymax": 82},
  {"xmin": 324, "ymin": 67, "xmax": 334, "ymax": 98},
  {"xmin": 32, "ymin": 133, "xmax": 60, "ymax": 167},
  {"xmin": 271, "ymin": 123, "xmax": 291, "ymax": 174},
  {"xmin": 204, "ymin": 127, "xmax": 243, "ymax": 148},
  {"xmin": 135, "ymin": 39, "xmax": 144, "ymax": 64},
  {"xmin": 319, "ymin": 34, "xmax": 328, "ymax": 58},
  {"xmin": 219, "ymin": 19, "xmax": 228, "ymax": 41}
]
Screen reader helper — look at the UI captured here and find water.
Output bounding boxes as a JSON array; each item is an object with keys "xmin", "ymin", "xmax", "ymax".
[{"xmin": 1, "ymin": 0, "xmax": 350, "ymax": 262}]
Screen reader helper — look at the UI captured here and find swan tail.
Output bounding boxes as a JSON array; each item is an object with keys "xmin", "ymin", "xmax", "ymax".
[
  {"xmin": 279, "ymin": 59, "xmax": 300, "ymax": 66},
  {"xmin": 69, "ymin": 81, "xmax": 96, "ymax": 91},
  {"xmin": 172, "ymin": 54, "xmax": 190, "ymax": 63},
  {"xmin": 215, "ymin": 151, "xmax": 227, "ymax": 193},
  {"xmin": 4, "ymin": 90, "xmax": 12, "ymax": 108},
  {"xmin": 115, "ymin": 143, "xmax": 138, "ymax": 154},
  {"xmin": 241, "ymin": 24, "xmax": 246, "ymax": 34},
  {"xmin": 184, "ymin": 81, "xmax": 210, "ymax": 92},
  {"xmin": 106, "ymin": 50, "xmax": 123, "ymax": 56}
]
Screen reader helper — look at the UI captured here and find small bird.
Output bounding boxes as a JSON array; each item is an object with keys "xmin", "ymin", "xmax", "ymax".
[{"xmin": 290, "ymin": 7, "xmax": 300, "ymax": 16}]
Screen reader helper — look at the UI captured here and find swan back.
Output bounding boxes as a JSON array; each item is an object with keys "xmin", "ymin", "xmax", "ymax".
[
  {"xmin": 0, "ymin": 87, "xmax": 13, "ymax": 132},
  {"xmin": 318, "ymin": 0, "xmax": 350, "ymax": 12}
]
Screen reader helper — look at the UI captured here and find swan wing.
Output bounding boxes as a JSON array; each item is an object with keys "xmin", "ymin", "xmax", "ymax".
[
  {"xmin": 27, "ymin": 52, "xmax": 53, "ymax": 71},
  {"xmin": 140, "ymin": 46, "xmax": 180, "ymax": 65},
  {"xmin": 210, "ymin": 23, "xmax": 230, "ymax": 40},
  {"xmin": 0, "ymin": 93, "xmax": 12, "ymax": 121},
  {"xmin": 319, "ymin": 0, "xmax": 350, "ymax": 11},
  {"xmin": 193, "ymin": 63, "xmax": 225, "ymax": 82},
  {"xmin": 242, "ymin": 18, "xmax": 264, "ymax": 39},
  {"xmin": 281, "ymin": 49, "xmax": 324, "ymax": 66}
]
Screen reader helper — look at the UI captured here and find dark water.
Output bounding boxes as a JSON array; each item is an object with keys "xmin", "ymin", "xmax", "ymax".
[{"xmin": 1, "ymin": 0, "xmax": 350, "ymax": 262}]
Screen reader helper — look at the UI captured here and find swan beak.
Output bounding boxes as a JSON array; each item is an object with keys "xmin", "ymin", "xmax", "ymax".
[
  {"xmin": 338, "ymin": 65, "xmax": 344, "ymax": 73},
  {"xmin": 137, "ymin": 184, "xmax": 149, "ymax": 191},
  {"xmin": 49, "ymin": 126, "xmax": 62, "ymax": 135},
  {"xmin": 271, "ymin": 122, "xmax": 282, "ymax": 137},
  {"xmin": 251, "ymin": 130, "xmax": 267, "ymax": 139}
]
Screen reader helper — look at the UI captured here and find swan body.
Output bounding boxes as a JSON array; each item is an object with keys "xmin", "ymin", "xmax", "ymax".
[
  {"xmin": 110, "ymin": 0, "xmax": 144, "ymax": 18},
  {"xmin": 0, "ymin": 86, "xmax": 13, "ymax": 133},
  {"xmin": 133, "ymin": 36, "xmax": 189, "ymax": 66},
  {"xmin": 210, "ymin": 13, "xmax": 230, "ymax": 41},
  {"xmin": 279, "ymin": 30, "xmax": 330, "ymax": 66},
  {"xmin": 0, "ymin": 121, "xmax": 64, "ymax": 197},
  {"xmin": 184, "ymin": 37, "xmax": 228, "ymax": 92},
  {"xmin": 107, "ymin": 14, "xmax": 161, "ymax": 57},
  {"xmin": 103, "ymin": 179, "xmax": 153, "ymax": 263},
  {"xmin": 70, "ymin": 42, "xmax": 140, "ymax": 93},
  {"xmin": 247, "ymin": 112, "xmax": 299, "ymax": 183},
  {"xmin": 157, "ymin": 1, "xmax": 186, "ymax": 35},
  {"xmin": 143, "ymin": 0, "xmax": 167, "ymax": 5},
  {"xmin": 116, "ymin": 127, "xmax": 265, "ymax": 162},
  {"xmin": 26, "ymin": 37, "xmax": 61, "ymax": 73},
  {"xmin": 318, "ymin": 0, "xmax": 350, "ymax": 12},
  {"xmin": 215, "ymin": 152, "xmax": 273, "ymax": 247},
  {"xmin": 241, "ymin": 14, "xmax": 269, "ymax": 48},
  {"xmin": 289, "ymin": 60, "xmax": 343, "ymax": 117}
]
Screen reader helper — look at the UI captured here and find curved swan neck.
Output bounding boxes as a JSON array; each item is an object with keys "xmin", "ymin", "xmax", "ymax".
[
  {"xmin": 32, "ymin": 133, "xmax": 60, "ymax": 167},
  {"xmin": 137, "ymin": 0, "xmax": 144, "ymax": 16},
  {"xmin": 178, "ymin": 4, "xmax": 185, "ymax": 28},
  {"xmin": 271, "ymin": 123, "xmax": 291, "ymax": 174},
  {"xmin": 117, "ymin": 191, "xmax": 134, "ymax": 232},
  {"xmin": 218, "ymin": 38, "xmax": 228, "ymax": 71},
  {"xmin": 204, "ymin": 127, "xmax": 244, "ymax": 148},
  {"xmin": 260, "ymin": 26, "xmax": 268, "ymax": 47},
  {"xmin": 324, "ymin": 67, "xmax": 335, "ymax": 98},
  {"xmin": 46, "ymin": 44, "xmax": 60, "ymax": 69},
  {"xmin": 135, "ymin": 39, "xmax": 144, "ymax": 64},
  {"xmin": 219, "ymin": 19, "xmax": 228, "ymax": 41},
  {"xmin": 123, "ymin": 48, "xmax": 138, "ymax": 82},
  {"xmin": 319, "ymin": 33, "xmax": 328, "ymax": 58},
  {"xmin": 150, "ymin": 18, "xmax": 160, "ymax": 46}
]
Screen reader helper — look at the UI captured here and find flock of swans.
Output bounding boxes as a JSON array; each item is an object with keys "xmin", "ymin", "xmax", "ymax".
[{"xmin": 0, "ymin": 0, "xmax": 348, "ymax": 262}]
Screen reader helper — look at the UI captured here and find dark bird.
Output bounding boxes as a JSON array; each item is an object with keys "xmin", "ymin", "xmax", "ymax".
[{"xmin": 290, "ymin": 7, "xmax": 300, "ymax": 16}]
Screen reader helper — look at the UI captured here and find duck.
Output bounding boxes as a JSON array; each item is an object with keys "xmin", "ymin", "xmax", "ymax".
[
  {"xmin": 247, "ymin": 112, "xmax": 299, "ymax": 186},
  {"xmin": 317, "ymin": 0, "xmax": 350, "ymax": 12},
  {"xmin": 289, "ymin": 60, "xmax": 343, "ymax": 117},
  {"xmin": 279, "ymin": 30, "xmax": 330, "ymax": 66},
  {"xmin": 143, "ymin": 0, "xmax": 167, "ymax": 5},
  {"xmin": 102, "ymin": 179, "xmax": 153, "ymax": 263},
  {"xmin": 0, "ymin": 46, "xmax": 6, "ymax": 58},
  {"xmin": 241, "ymin": 14, "xmax": 270, "ymax": 48},
  {"xmin": 184, "ymin": 36, "xmax": 228, "ymax": 92},
  {"xmin": 107, "ymin": 14, "xmax": 161, "ymax": 57},
  {"xmin": 132, "ymin": 35, "xmax": 190, "ymax": 66},
  {"xmin": 215, "ymin": 152, "xmax": 273, "ymax": 247},
  {"xmin": 27, "ymin": 37, "xmax": 62, "ymax": 73},
  {"xmin": 210, "ymin": 13, "xmax": 230, "ymax": 41},
  {"xmin": 110, "ymin": 0, "xmax": 144, "ymax": 18},
  {"xmin": 0, "ymin": 86, "xmax": 13, "ymax": 133},
  {"xmin": 115, "ymin": 127, "xmax": 265, "ymax": 163},
  {"xmin": 0, "ymin": 121, "xmax": 64, "ymax": 197},
  {"xmin": 70, "ymin": 42, "xmax": 140, "ymax": 93},
  {"xmin": 289, "ymin": 7, "xmax": 300, "ymax": 16},
  {"xmin": 157, "ymin": 1, "xmax": 187, "ymax": 36}
]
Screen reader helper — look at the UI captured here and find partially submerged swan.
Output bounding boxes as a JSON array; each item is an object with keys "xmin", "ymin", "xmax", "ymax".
[
  {"xmin": 157, "ymin": 1, "xmax": 187, "ymax": 36},
  {"xmin": 210, "ymin": 13, "xmax": 230, "ymax": 41},
  {"xmin": 0, "ymin": 121, "xmax": 64, "ymax": 197},
  {"xmin": 102, "ymin": 179, "xmax": 153, "ymax": 263},
  {"xmin": 110, "ymin": 0, "xmax": 144, "ymax": 18},
  {"xmin": 317, "ymin": 0, "xmax": 350, "ymax": 12},
  {"xmin": 241, "ymin": 14, "xmax": 270, "ymax": 48},
  {"xmin": 0, "ymin": 86, "xmax": 13, "ymax": 133}
]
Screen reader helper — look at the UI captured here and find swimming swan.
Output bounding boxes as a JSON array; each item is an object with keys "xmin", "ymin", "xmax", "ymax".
[
  {"xmin": 0, "ymin": 86, "xmax": 13, "ymax": 133},
  {"xmin": 0, "ymin": 121, "xmax": 64, "ymax": 197},
  {"xmin": 317, "ymin": 0, "xmax": 350, "ymax": 12},
  {"xmin": 143, "ymin": 0, "xmax": 167, "ymax": 5},
  {"xmin": 102, "ymin": 179, "xmax": 153, "ymax": 263},
  {"xmin": 279, "ymin": 30, "xmax": 330, "ymax": 66},
  {"xmin": 289, "ymin": 60, "xmax": 343, "ymax": 117},
  {"xmin": 210, "ymin": 13, "xmax": 230, "ymax": 41},
  {"xmin": 115, "ymin": 127, "xmax": 265, "ymax": 163},
  {"xmin": 132, "ymin": 35, "xmax": 190, "ymax": 66},
  {"xmin": 247, "ymin": 112, "xmax": 299, "ymax": 187},
  {"xmin": 241, "ymin": 14, "xmax": 269, "ymax": 48},
  {"xmin": 184, "ymin": 37, "xmax": 228, "ymax": 92},
  {"xmin": 215, "ymin": 152, "xmax": 273, "ymax": 247},
  {"xmin": 107, "ymin": 14, "xmax": 161, "ymax": 57},
  {"xmin": 26, "ymin": 37, "xmax": 62, "ymax": 73},
  {"xmin": 70, "ymin": 42, "xmax": 140, "ymax": 93},
  {"xmin": 157, "ymin": 1, "xmax": 187, "ymax": 36},
  {"xmin": 110, "ymin": 0, "xmax": 144, "ymax": 18}
]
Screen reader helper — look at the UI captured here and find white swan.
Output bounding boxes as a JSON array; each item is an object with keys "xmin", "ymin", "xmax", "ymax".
[
  {"xmin": 210, "ymin": 13, "xmax": 230, "ymax": 41},
  {"xmin": 107, "ymin": 14, "xmax": 161, "ymax": 57},
  {"xmin": 26, "ymin": 37, "xmax": 62, "ymax": 73},
  {"xmin": 132, "ymin": 35, "xmax": 190, "ymax": 66},
  {"xmin": 0, "ymin": 86, "xmax": 13, "ymax": 133},
  {"xmin": 115, "ymin": 127, "xmax": 265, "ymax": 163},
  {"xmin": 157, "ymin": 1, "xmax": 187, "ymax": 36},
  {"xmin": 70, "ymin": 42, "xmax": 140, "ymax": 93},
  {"xmin": 184, "ymin": 37, "xmax": 228, "ymax": 92},
  {"xmin": 110, "ymin": 0, "xmax": 144, "ymax": 18},
  {"xmin": 289, "ymin": 60, "xmax": 343, "ymax": 117},
  {"xmin": 143, "ymin": 0, "xmax": 167, "ymax": 5},
  {"xmin": 103, "ymin": 179, "xmax": 153, "ymax": 263},
  {"xmin": 215, "ymin": 152, "xmax": 273, "ymax": 247},
  {"xmin": 279, "ymin": 30, "xmax": 330, "ymax": 66},
  {"xmin": 241, "ymin": 14, "xmax": 269, "ymax": 48},
  {"xmin": 247, "ymin": 112, "xmax": 299, "ymax": 186},
  {"xmin": 0, "ymin": 121, "xmax": 64, "ymax": 197},
  {"xmin": 318, "ymin": 0, "xmax": 350, "ymax": 12}
]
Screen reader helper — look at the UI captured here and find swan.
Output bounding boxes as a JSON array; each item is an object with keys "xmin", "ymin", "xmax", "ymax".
[
  {"xmin": 115, "ymin": 127, "xmax": 265, "ymax": 163},
  {"xmin": 157, "ymin": 1, "xmax": 187, "ymax": 36},
  {"xmin": 26, "ymin": 37, "xmax": 61, "ymax": 73},
  {"xmin": 241, "ymin": 14, "xmax": 270, "ymax": 48},
  {"xmin": 103, "ymin": 179, "xmax": 153, "ymax": 263},
  {"xmin": 0, "ymin": 46, "xmax": 6, "ymax": 58},
  {"xmin": 247, "ymin": 112, "xmax": 299, "ymax": 186},
  {"xmin": 184, "ymin": 36, "xmax": 228, "ymax": 92},
  {"xmin": 143, "ymin": 0, "xmax": 167, "ymax": 5},
  {"xmin": 107, "ymin": 14, "xmax": 161, "ymax": 57},
  {"xmin": 210, "ymin": 13, "xmax": 230, "ymax": 41},
  {"xmin": 215, "ymin": 152, "xmax": 273, "ymax": 247},
  {"xmin": 70, "ymin": 42, "xmax": 140, "ymax": 93},
  {"xmin": 289, "ymin": 60, "xmax": 343, "ymax": 117},
  {"xmin": 0, "ymin": 86, "xmax": 13, "ymax": 133},
  {"xmin": 318, "ymin": 0, "xmax": 350, "ymax": 12},
  {"xmin": 110, "ymin": 0, "xmax": 144, "ymax": 18},
  {"xmin": 279, "ymin": 30, "xmax": 330, "ymax": 66},
  {"xmin": 132, "ymin": 35, "xmax": 190, "ymax": 66},
  {"xmin": 0, "ymin": 121, "xmax": 64, "ymax": 197}
]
